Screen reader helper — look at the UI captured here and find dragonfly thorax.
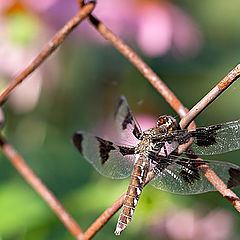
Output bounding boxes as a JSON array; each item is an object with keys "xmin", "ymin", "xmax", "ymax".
[
  {"xmin": 141, "ymin": 115, "xmax": 177, "ymax": 139},
  {"xmin": 157, "ymin": 115, "xmax": 178, "ymax": 132},
  {"xmin": 134, "ymin": 115, "xmax": 179, "ymax": 156}
]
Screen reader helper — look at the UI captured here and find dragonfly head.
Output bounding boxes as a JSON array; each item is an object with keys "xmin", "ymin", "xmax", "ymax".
[{"xmin": 157, "ymin": 115, "xmax": 178, "ymax": 132}]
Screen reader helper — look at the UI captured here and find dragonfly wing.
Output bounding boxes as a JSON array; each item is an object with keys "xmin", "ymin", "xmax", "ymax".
[
  {"xmin": 73, "ymin": 131, "xmax": 136, "ymax": 179},
  {"xmin": 114, "ymin": 96, "xmax": 142, "ymax": 143},
  {"xmin": 187, "ymin": 120, "xmax": 240, "ymax": 155},
  {"xmin": 150, "ymin": 155, "xmax": 240, "ymax": 194}
]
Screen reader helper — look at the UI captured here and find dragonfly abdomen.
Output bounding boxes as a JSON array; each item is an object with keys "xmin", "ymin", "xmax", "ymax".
[{"xmin": 115, "ymin": 155, "xmax": 148, "ymax": 235}]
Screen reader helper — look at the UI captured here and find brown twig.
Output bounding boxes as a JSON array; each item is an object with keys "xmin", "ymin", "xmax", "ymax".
[
  {"xmin": 0, "ymin": 135, "xmax": 84, "ymax": 239},
  {"xmin": 180, "ymin": 64, "xmax": 240, "ymax": 129},
  {"xmin": 177, "ymin": 63, "xmax": 240, "ymax": 154},
  {"xmin": 82, "ymin": 172, "xmax": 155, "ymax": 240},
  {"xmin": 83, "ymin": 193, "xmax": 125, "ymax": 239},
  {"xmin": 0, "ymin": 2, "xmax": 96, "ymax": 106},
  {"xmin": 198, "ymin": 159, "xmax": 240, "ymax": 212}
]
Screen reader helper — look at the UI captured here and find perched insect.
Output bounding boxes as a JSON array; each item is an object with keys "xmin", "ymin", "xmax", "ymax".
[{"xmin": 73, "ymin": 96, "xmax": 240, "ymax": 235}]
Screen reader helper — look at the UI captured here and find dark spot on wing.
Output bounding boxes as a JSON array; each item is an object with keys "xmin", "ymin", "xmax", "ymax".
[
  {"xmin": 180, "ymin": 168, "xmax": 201, "ymax": 184},
  {"xmin": 227, "ymin": 168, "xmax": 240, "ymax": 188},
  {"xmin": 96, "ymin": 137, "xmax": 116, "ymax": 164},
  {"xmin": 177, "ymin": 158, "xmax": 205, "ymax": 184},
  {"xmin": 175, "ymin": 132, "xmax": 192, "ymax": 145},
  {"xmin": 133, "ymin": 124, "xmax": 142, "ymax": 139},
  {"xmin": 122, "ymin": 107, "xmax": 133, "ymax": 130},
  {"xmin": 72, "ymin": 132, "xmax": 83, "ymax": 154},
  {"xmin": 119, "ymin": 146, "xmax": 135, "ymax": 156},
  {"xmin": 191, "ymin": 124, "xmax": 222, "ymax": 147}
]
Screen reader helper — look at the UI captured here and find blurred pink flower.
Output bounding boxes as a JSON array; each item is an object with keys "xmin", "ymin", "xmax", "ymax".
[
  {"xmin": 150, "ymin": 209, "xmax": 233, "ymax": 240},
  {"xmin": 47, "ymin": 0, "xmax": 202, "ymax": 58},
  {"xmin": 136, "ymin": 2, "xmax": 202, "ymax": 58},
  {"xmin": 0, "ymin": 1, "xmax": 59, "ymax": 113},
  {"xmin": 98, "ymin": 0, "xmax": 203, "ymax": 58},
  {"xmin": 23, "ymin": 0, "xmax": 58, "ymax": 12}
]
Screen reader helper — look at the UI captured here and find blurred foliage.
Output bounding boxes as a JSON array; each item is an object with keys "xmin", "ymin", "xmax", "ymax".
[{"xmin": 0, "ymin": 0, "xmax": 240, "ymax": 239}]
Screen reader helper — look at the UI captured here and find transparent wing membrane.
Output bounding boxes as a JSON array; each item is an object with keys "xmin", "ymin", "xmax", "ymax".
[
  {"xmin": 188, "ymin": 120, "xmax": 240, "ymax": 155},
  {"xmin": 114, "ymin": 96, "xmax": 142, "ymax": 144},
  {"xmin": 73, "ymin": 131, "xmax": 136, "ymax": 179},
  {"xmin": 150, "ymin": 154, "xmax": 240, "ymax": 194}
]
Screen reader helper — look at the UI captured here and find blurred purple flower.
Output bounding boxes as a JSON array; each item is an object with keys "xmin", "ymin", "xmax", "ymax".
[{"xmin": 150, "ymin": 209, "xmax": 233, "ymax": 240}]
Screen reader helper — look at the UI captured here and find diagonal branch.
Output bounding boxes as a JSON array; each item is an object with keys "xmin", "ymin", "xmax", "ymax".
[
  {"xmin": 180, "ymin": 64, "xmax": 240, "ymax": 129},
  {"xmin": 0, "ymin": 135, "xmax": 84, "ymax": 239},
  {"xmin": 0, "ymin": 2, "xmax": 96, "ymax": 106}
]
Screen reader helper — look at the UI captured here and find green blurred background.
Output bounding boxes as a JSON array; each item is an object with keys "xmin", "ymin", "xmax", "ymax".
[{"xmin": 0, "ymin": 0, "xmax": 240, "ymax": 239}]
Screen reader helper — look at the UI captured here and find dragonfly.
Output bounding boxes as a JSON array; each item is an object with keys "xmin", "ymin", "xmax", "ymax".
[{"xmin": 72, "ymin": 96, "xmax": 240, "ymax": 235}]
